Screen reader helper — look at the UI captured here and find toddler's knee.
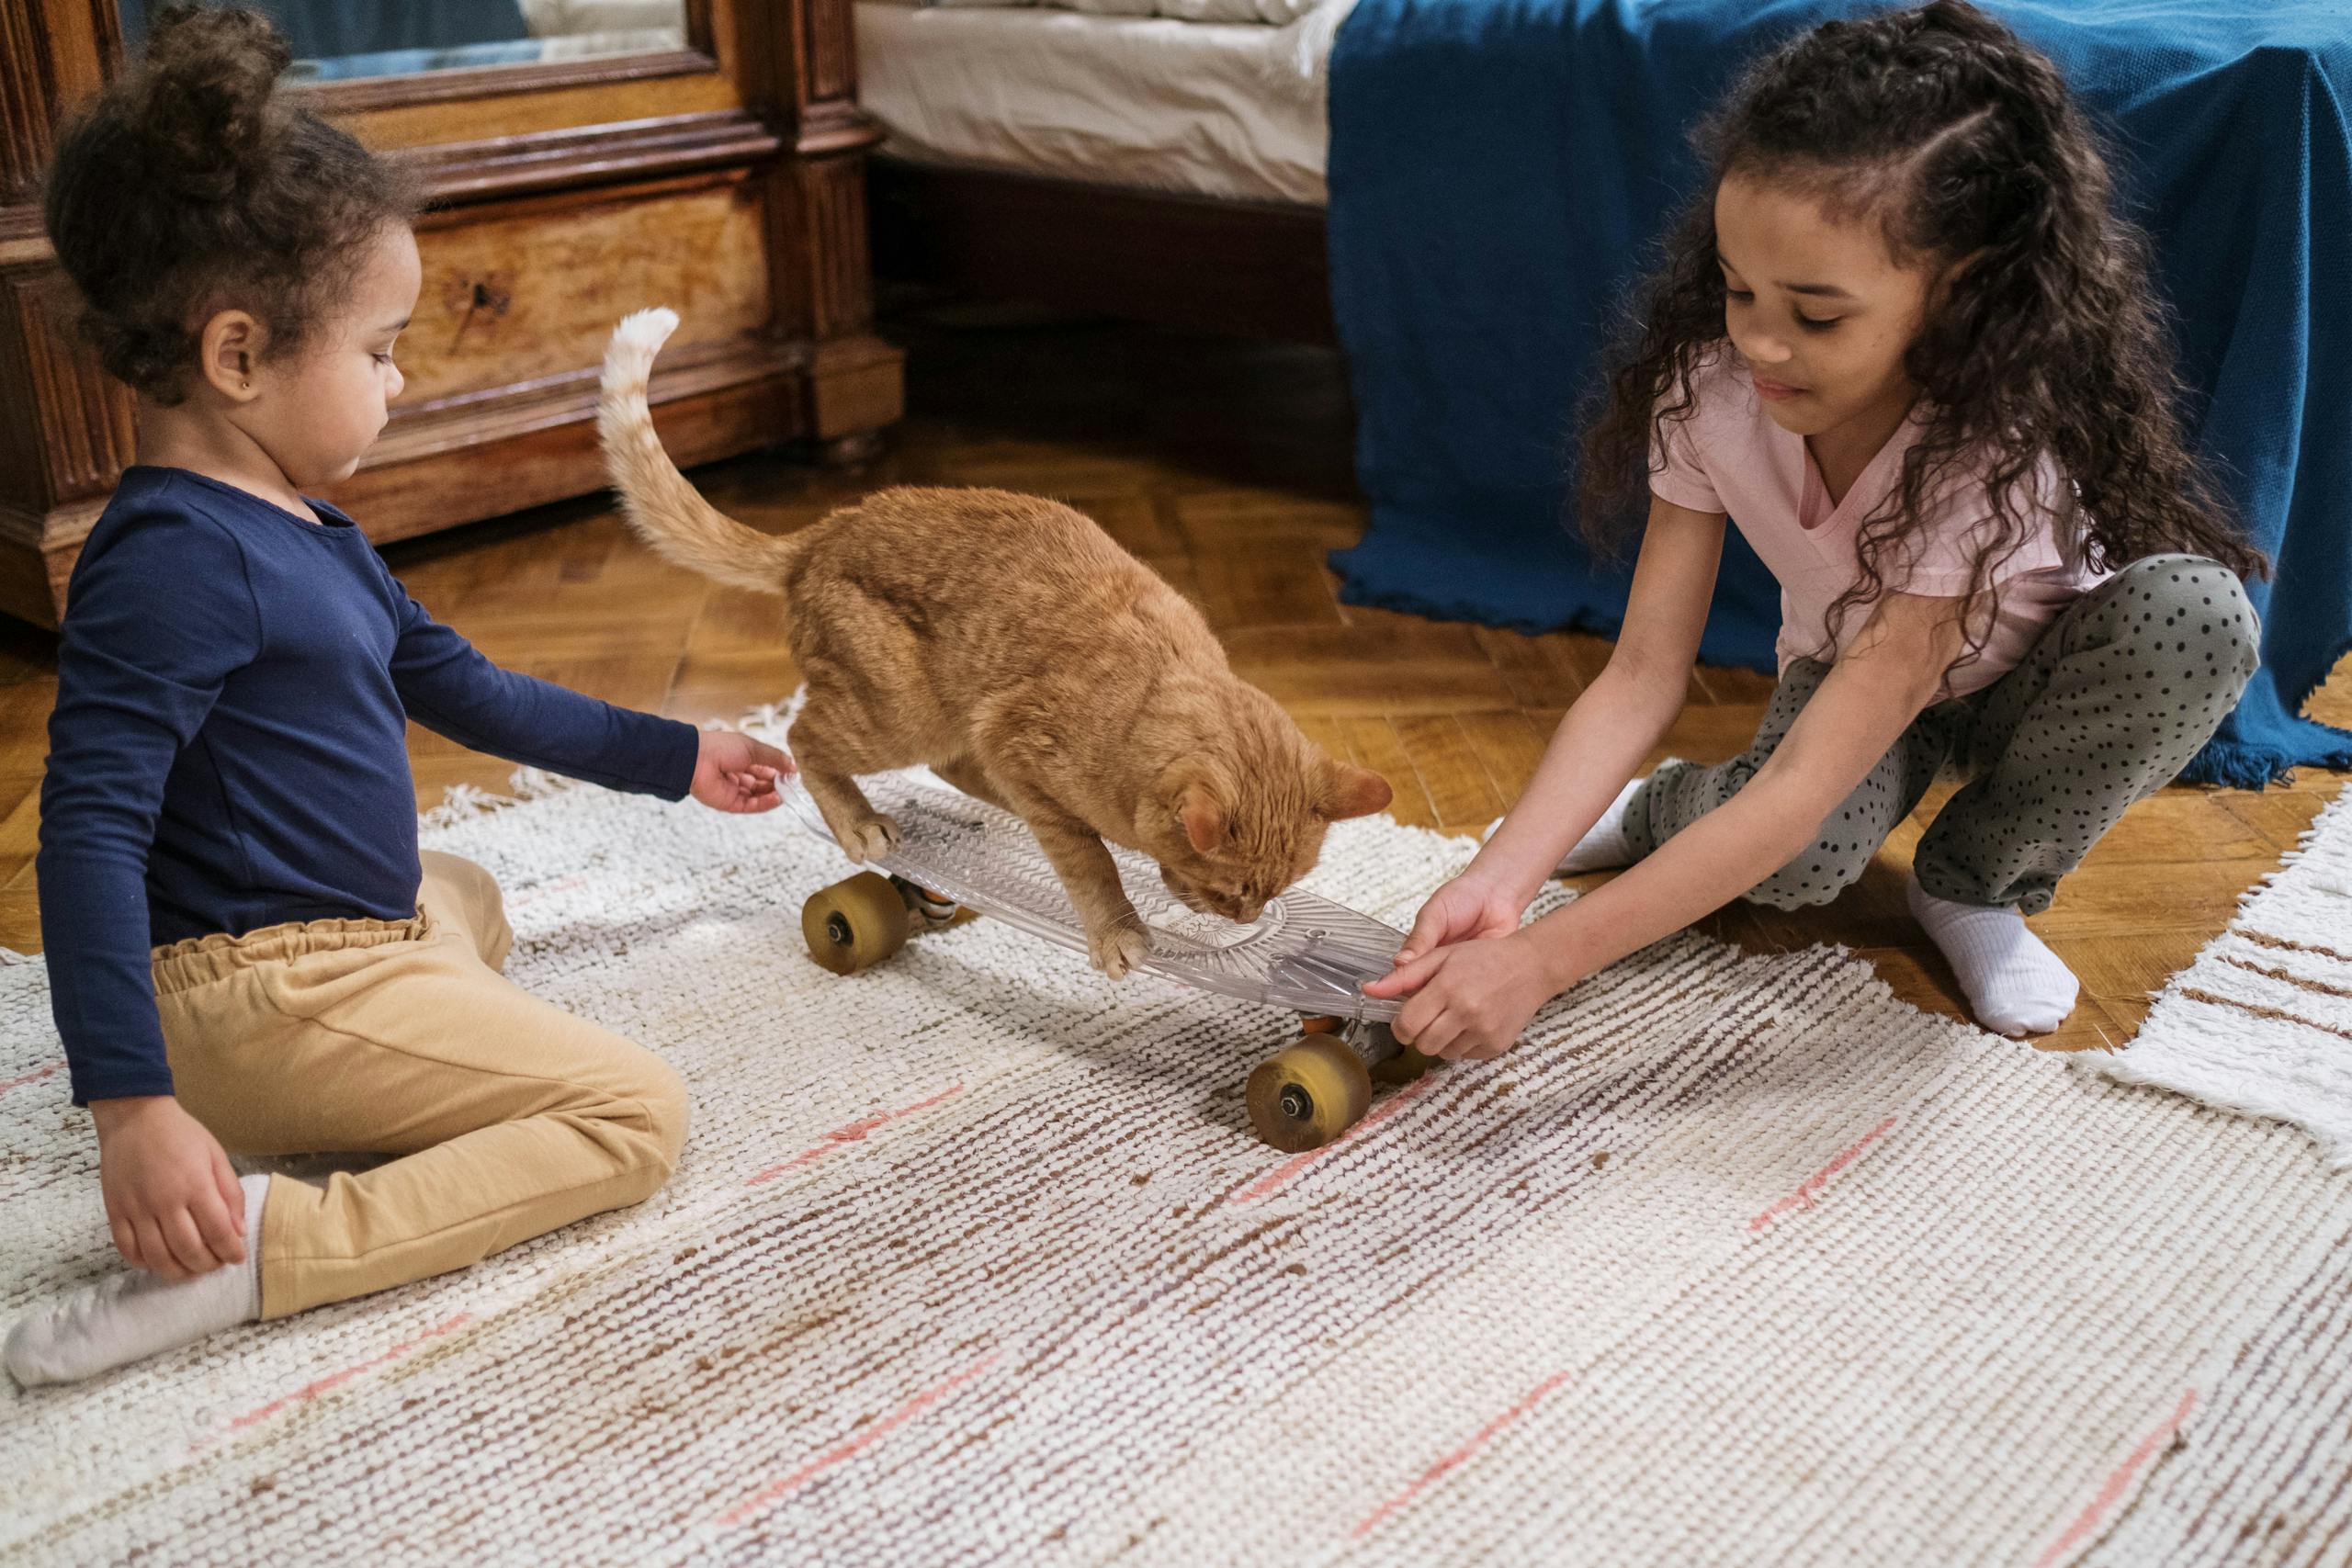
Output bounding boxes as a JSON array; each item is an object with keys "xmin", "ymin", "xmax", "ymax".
[
  {"xmin": 632, "ymin": 1059, "xmax": 692, "ymax": 1180},
  {"xmin": 424, "ymin": 850, "xmax": 503, "ymax": 915},
  {"xmin": 592, "ymin": 1052, "xmax": 691, "ymax": 1198}
]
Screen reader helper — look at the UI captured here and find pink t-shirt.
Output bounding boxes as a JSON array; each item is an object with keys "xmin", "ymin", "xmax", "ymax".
[{"xmin": 1649, "ymin": 354, "xmax": 2110, "ymax": 697}]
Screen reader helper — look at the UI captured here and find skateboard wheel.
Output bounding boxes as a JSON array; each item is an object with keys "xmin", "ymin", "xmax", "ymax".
[
  {"xmin": 802, "ymin": 873, "xmax": 910, "ymax": 976},
  {"xmin": 1246, "ymin": 1034, "xmax": 1374, "ymax": 1153},
  {"xmin": 1299, "ymin": 1015, "xmax": 1343, "ymax": 1035}
]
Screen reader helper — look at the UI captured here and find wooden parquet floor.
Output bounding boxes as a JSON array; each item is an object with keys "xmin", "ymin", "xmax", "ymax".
[{"xmin": 0, "ymin": 313, "xmax": 2341, "ymax": 1055}]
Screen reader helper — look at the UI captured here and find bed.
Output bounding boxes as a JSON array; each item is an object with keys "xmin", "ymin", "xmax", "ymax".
[
  {"xmin": 854, "ymin": 0, "xmax": 1346, "ymax": 340},
  {"xmin": 854, "ymin": 0, "xmax": 2351, "ymax": 786}
]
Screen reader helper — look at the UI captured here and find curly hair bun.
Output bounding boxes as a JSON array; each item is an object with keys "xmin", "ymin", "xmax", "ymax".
[
  {"xmin": 127, "ymin": 5, "xmax": 295, "ymax": 201},
  {"xmin": 40, "ymin": 4, "xmax": 415, "ymax": 403}
]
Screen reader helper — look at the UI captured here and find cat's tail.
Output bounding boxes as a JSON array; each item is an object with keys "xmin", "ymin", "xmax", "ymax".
[{"xmin": 597, "ymin": 308, "xmax": 799, "ymax": 594}]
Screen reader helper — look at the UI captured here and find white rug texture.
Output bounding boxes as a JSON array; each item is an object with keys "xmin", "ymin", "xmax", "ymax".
[
  {"xmin": 5, "ymin": 734, "xmax": 2350, "ymax": 1567},
  {"xmin": 2078, "ymin": 793, "xmax": 2352, "ymax": 1168},
  {"xmin": 2070, "ymin": 791, "xmax": 2352, "ymax": 1565}
]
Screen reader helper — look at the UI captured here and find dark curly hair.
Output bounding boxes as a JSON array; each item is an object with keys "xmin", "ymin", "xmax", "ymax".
[
  {"xmin": 41, "ymin": 5, "xmax": 417, "ymax": 404},
  {"xmin": 1581, "ymin": 0, "xmax": 2264, "ymax": 671}
]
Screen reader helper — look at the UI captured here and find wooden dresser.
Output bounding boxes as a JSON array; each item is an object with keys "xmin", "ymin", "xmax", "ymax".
[{"xmin": 0, "ymin": 0, "xmax": 901, "ymax": 627}]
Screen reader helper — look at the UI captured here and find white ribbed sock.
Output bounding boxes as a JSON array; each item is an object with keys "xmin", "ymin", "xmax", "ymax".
[
  {"xmin": 1555, "ymin": 778, "xmax": 1646, "ymax": 874},
  {"xmin": 1906, "ymin": 875, "xmax": 2079, "ymax": 1037},
  {"xmin": 5, "ymin": 1174, "xmax": 267, "ymax": 1388}
]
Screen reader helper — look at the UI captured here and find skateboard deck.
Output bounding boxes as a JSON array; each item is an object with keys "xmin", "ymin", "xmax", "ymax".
[{"xmin": 784, "ymin": 770, "xmax": 1407, "ymax": 1024}]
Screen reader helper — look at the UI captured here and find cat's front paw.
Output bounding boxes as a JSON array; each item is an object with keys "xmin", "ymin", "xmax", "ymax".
[
  {"xmin": 1089, "ymin": 923, "xmax": 1151, "ymax": 981},
  {"xmin": 842, "ymin": 813, "xmax": 901, "ymax": 863}
]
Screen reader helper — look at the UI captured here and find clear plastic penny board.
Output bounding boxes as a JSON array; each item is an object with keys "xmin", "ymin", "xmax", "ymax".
[{"xmin": 786, "ymin": 772, "xmax": 1406, "ymax": 1023}]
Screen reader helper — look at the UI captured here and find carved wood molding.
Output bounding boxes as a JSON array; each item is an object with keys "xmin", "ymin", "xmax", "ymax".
[
  {"xmin": 0, "ymin": 262, "xmax": 133, "ymax": 509},
  {"xmin": 798, "ymin": 0, "xmax": 856, "ymax": 112},
  {"xmin": 2, "ymin": 0, "xmax": 119, "ymax": 205},
  {"xmin": 796, "ymin": 99, "xmax": 882, "ymax": 159},
  {"xmin": 401, "ymin": 110, "xmax": 785, "ymax": 207},
  {"xmin": 795, "ymin": 154, "xmax": 876, "ymax": 342},
  {"xmin": 0, "ymin": 3, "xmax": 55, "ymax": 204}
]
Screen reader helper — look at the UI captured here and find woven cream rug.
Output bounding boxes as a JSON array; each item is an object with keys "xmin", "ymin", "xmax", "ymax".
[
  {"xmin": 6, "ymin": 728, "xmax": 2349, "ymax": 1567},
  {"xmin": 2071, "ymin": 792, "xmax": 2352, "ymax": 1565}
]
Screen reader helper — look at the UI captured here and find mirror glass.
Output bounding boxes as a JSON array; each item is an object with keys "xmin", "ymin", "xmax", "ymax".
[{"xmin": 120, "ymin": 2, "xmax": 691, "ymax": 85}]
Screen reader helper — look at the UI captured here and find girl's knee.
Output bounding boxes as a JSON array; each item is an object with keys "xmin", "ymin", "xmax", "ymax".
[
  {"xmin": 2108, "ymin": 557, "xmax": 2259, "ymax": 672},
  {"xmin": 1748, "ymin": 840, "xmax": 1876, "ymax": 910}
]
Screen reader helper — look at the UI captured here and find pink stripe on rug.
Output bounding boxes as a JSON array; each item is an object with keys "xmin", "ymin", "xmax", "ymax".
[
  {"xmin": 1749, "ymin": 1115, "xmax": 1897, "ymax": 1233},
  {"xmin": 0, "ymin": 1061, "xmax": 61, "ymax": 1097},
  {"xmin": 1351, "ymin": 1371, "xmax": 1574, "ymax": 1540},
  {"xmin": 716, "ymin": 1353, "xmax": 1001, "ymax": 1529},
  {"xmin": 220, "ymin": 1314, "xmax": 470, "ymax": 1435},
  {"xmin": 2031, "ymin": 1387, "xmax": 2197, "ymax": 1568},
  {"xmin": 746, "ymin": 1085, "xmax": 966, "ymax": 1186}
]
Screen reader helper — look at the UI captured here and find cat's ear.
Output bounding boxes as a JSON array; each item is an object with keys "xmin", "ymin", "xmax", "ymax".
[
  {"xmin": 1160, "ymin": 761, "xmax": 1228, "ymax": 853},
  {"xmin": 1177, "ymin": 782, "xmax": 1227, "ymax": 854},
  {"xmin": 1317, "ymin": 761, "xmax": 1383, "ymax": 822},
  {"xmin": 1318, "ymin": 761, "xmax": 1393, "ymax": 821}
]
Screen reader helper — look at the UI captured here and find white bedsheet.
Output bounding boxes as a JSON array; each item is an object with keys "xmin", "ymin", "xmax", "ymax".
[{"xmin": 853, "ymin": 0, "xmax": 1347, "ymax": 206}]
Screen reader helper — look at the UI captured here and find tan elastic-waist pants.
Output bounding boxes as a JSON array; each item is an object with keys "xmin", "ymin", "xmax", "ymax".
[{"xmin": 152, "ymin": 852, "xmax": 689, "ymax": 1317}]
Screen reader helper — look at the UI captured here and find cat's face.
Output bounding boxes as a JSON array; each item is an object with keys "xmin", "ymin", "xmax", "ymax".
[{"xmin": 1148, "ymin": 752, "xmax": 1393, "ymax": 926}]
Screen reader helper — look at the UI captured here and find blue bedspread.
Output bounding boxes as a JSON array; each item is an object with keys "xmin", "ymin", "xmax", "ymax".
[{"xmin": 1326, "ymin": 0, "xmax": 2351, "ymax": 784}]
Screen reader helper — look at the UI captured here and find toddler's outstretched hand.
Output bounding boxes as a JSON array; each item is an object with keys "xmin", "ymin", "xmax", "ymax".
[{"xmin": 691, "ymin": 730, "xmax": 795, "ymax": 814}]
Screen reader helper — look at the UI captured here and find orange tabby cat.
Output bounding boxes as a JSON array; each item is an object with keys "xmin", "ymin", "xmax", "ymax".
[{"xmin": 598, "ymin": 309, "xmax": 1392, "ymax": 978}]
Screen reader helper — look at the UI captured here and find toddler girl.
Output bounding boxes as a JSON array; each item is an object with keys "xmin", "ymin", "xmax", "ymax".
[{"xmin": 6, "ymin": 6, "xmax": 790, "ymax": 1385}]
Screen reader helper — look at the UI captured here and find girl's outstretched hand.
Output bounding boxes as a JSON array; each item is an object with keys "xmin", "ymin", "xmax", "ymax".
[
  {"xmin": 1365, "ymin": 932, "xmax": 1553, "ymax": 1060},
  {"xmin": 1363, "ymin": 871, "xmax": 1547, "ymax": 1059},
  {"xmin": 1385, "ymin": 871, "xmax": 1526, "ymax": 965},
  {"xmin": 691, "ymin": 730, "xmax": 795, "ymax": 813}
]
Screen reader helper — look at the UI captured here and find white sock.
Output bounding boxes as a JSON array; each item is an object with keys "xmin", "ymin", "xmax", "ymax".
[
  {"xmin": 1555, "ymin": 778, "xmax": 1646, "ymax": 874},
  {"xmin": 1906, "ymin": 875, "xmax": 2079, "ymax": 1037},
  {"xmin": 5, "ymin": 1174, "xmax": 267, "ymax": 1388}
]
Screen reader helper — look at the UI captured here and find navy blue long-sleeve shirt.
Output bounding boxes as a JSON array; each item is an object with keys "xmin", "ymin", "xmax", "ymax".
[{"xmin": 38, "ymin": 467, "xmax": 702, "ymax": 1105}]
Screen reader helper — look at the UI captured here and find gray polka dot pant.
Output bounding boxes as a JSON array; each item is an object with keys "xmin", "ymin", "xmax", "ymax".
[{"xmin": 1620, "ymin": 554, "xmax": 2261, "ymax": 914}]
